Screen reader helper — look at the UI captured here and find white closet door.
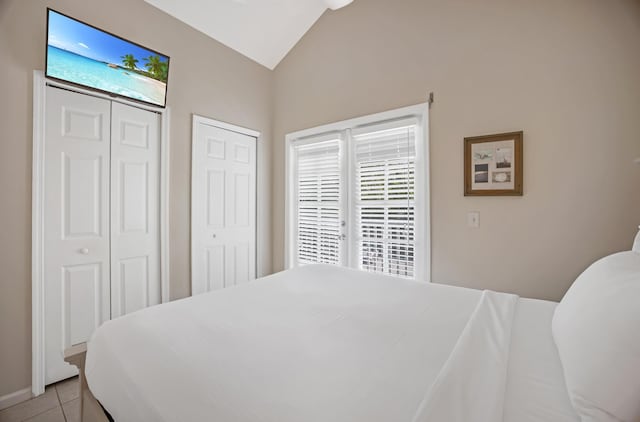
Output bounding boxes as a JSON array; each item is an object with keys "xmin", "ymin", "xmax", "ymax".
[
  {"xmin": 192, "ymin": 121, "xmax": 257, "ymax": 295},
  {"xmin": 44, "ymin": 86, "xmax": 111, "ymax": 384},
  {"xmin": 110, "ymin": 102, "xmax": 161, "ymax": 318}
]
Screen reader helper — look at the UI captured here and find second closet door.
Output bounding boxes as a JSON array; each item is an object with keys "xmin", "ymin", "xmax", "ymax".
[
  {"xmin": 191, "ymin": 120, "xmax": 257, "ymax": 294},
  {"xmin": 110, "ymin": 102, "xmax": 161, "ymax": 318}
]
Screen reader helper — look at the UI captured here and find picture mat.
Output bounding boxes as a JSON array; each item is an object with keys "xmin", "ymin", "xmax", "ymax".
[{"xmin": 470, "ymin": 139, "xmax": 515, "ymax": 191}]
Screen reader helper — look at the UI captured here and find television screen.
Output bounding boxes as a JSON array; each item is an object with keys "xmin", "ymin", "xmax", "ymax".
[{"xmin": 46, "ymin": 9, "xmax": 170, "ymax": 107}]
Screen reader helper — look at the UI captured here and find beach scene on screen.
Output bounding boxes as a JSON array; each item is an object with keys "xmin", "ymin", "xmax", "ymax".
[{"xmin": 47, "ymin": 11, "xmax": 169, "ymax": 106}]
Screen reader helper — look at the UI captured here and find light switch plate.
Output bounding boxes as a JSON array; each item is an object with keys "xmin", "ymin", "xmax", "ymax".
[{"xmin": 467, "ymin": 212, "xmax": 480, "ymax": 228}]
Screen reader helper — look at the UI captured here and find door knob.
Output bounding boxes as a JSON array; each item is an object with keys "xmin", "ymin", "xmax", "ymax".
[{"xmin": 79, "ymin": 248, "xmax": 89, "ymax": 255}]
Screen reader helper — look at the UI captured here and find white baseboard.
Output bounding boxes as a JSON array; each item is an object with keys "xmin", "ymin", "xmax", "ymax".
[{"xmin": 0, "ymin": 387, "xmax": 32, "ymax": 410}]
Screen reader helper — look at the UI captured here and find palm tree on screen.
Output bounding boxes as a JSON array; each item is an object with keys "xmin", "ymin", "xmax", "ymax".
[
  {"xmin": 144, "ymin": 55, "xmax": 164, "ymax": 80},
  {"xmin": 121, "ymin": 54, "xmax": 138, "ymax": 70}
]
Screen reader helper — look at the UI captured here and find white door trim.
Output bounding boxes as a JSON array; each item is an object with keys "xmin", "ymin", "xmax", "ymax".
[
  {"xmin": 193, "ymin": 115, "xmax": 260, "ymax": 139},
  {"xmin": 160, "ymin": 109, "xmax": 171, "ymax": 304},
  {"xmin": 31, "ymin": 70, "xmax": 171, "ymax": 396},
  {"xmin": 31, "ymin": 71, "xmax": 46, "ymax": 399},
  {"xmin": 190, "ymin": 114, "xmax": 261, "ymax": 293}
]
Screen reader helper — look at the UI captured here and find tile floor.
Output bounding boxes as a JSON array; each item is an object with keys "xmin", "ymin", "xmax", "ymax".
[{"xmin": 0, "ymin": 377, "xmax": 79, "ymax": 422}]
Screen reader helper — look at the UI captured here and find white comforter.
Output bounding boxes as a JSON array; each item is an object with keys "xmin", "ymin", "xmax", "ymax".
[{"xmin": 85, "ymin": 265, "xmax": 576, "ymax": 422}]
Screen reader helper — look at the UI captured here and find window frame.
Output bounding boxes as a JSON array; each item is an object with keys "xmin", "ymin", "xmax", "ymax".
[{"xmin": 284, "ymin": 103, "xmax": 430, "ymax": 281}]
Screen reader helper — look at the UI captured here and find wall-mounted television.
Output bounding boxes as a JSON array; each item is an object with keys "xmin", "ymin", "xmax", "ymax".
[{"xmin": 46, "ymin": 9, "xmax": 170, "ymax": 108}]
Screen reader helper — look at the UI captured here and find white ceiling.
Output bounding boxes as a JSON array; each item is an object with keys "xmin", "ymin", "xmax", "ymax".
[{"xmin": 144, "ymin": 0, "xmax": 352, "ymax": 70}]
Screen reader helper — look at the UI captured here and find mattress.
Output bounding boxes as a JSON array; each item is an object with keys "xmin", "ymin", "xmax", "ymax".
[{"xmin": 85, "ymin": 264, "xmax": 578, "ymax": 421}]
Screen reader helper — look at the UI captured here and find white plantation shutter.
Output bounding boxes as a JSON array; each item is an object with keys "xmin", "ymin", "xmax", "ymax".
[
  {"xmin": 353, "ymin": 122, "xmax": 416, "ymax": 277},
  {"xmin": 286, "ymin": 103, "xmax": 428, "ymax": 280},
  {"xmin": 294, "ymin": 137, "xmax": 342, "ymax": 265}
]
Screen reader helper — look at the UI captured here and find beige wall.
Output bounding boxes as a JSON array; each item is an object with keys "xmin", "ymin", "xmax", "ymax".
[
  {"xmin": 272, "ymin": 0, "xmax": 640, "ymax": 298},
  {"xmin": 0, "ymin": 0, "xmax": 272, "ymax": 397}
]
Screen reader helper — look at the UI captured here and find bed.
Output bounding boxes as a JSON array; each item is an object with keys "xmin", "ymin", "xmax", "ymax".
[{"xmin": 69, "ymin": 249, "xmax": 640, "ymax": 422}]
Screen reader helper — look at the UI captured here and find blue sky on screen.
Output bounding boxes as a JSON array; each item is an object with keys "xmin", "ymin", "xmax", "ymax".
[{"xmin": 48, "ymin": 10, "xmax": 168, "ymax": 68}]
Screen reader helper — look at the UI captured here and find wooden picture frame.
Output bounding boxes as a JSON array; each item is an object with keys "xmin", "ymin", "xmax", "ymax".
[{"xmin": 464, "ymin": 131, "xmax": 523, "ymax": 196}]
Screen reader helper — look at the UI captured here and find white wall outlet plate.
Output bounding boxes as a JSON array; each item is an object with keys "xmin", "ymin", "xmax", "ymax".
[{"xmin": 467, "ymin": 212, "xmax": 480, "ymax": 228}]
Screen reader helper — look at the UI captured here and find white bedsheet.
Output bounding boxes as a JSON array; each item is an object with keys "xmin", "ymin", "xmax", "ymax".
[
  {"xmin": 503, "ymin": 298, "xmax": 580, "ymax": 422},
  {"xmin": 413, "ymin": 290, "xmax": 519, "ymax": 422},
  {"xmin": 85, "ymin": 265, "xmax": 577, "ymax": 421}
]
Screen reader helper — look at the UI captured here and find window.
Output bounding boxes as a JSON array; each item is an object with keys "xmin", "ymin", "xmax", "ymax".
[{"xmin": 286, "ymin": 104, "xmax": 429, "ymax": 280}]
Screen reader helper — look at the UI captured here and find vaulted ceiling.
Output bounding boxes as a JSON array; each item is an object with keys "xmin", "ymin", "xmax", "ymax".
[{"xmin": 144, "ymin": 0, "xmax": 354, "ymax": 70}]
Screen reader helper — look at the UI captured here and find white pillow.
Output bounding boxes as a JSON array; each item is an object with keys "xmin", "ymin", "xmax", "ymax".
[
  {"xmin": 552, "ymin": 251, "xmax": 640, "ymax": 422},
  {"xmin": 633, "ymin": 228, "xmax": 640, "ymax": 253}
]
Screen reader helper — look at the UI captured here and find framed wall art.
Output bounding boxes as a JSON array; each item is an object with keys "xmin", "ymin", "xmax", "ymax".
[{"xmin": 464, "ymin": 131, "xmax": 523, "ymax": 196}]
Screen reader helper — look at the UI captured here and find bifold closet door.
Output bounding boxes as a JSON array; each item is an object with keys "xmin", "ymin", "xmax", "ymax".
[
  {"xmin": 192, "ymin": 120, "xmax": 257, "ymax": 294},
  {"xmin": 44, "ymin": 86, "xmax": 111, "ymax": 384},
  {"xmin": 44, "ymin": 86, "xmax": 162, "ymax": 385},
  {"xmin": 110, "ymin": 102, "xmax": 161, "ymax": 318}
]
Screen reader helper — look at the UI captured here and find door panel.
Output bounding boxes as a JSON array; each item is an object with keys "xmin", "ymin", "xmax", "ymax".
[
  {"xmin": 234, "ymin": 144, "xmax": 250, "ymax": 163},
  {"xmin": 63, "ymin": 263, "xmax": 103, "ymax": 347},
  {"xmin": 62, "ymin": 107, "xmax": 104, "ymax": 140},
  {"xmin": 207, "ymin": 170, "xmax": 225, "ymax": 227},
  {"xmin": 63, "ymin": 154, "xmax": 102, "ymax": 238},
  {"xmin": 206, "ymin": 246, "xmax": 225, "ymax": 290},
  {"xmin": 233, "ymin": 243, "xmax": 250, "ymax": 284},
  {"xmin": 110, "ymin": 102, "xmax": 160, "ymax": 318},
  {"xmin": 119, "ymin": 256, "xmax": 149, "ymax": 315},
  {"xmin": 233, "ymin": 173, "xmax": 250, "ymax": 226},
  {"xmin": 119, "ymin": 161, "xmax": 149, "ymax": 233},
  {"xmin": 44, "ymin": 87, "xmax": 111, "ymax": 384},
  {"xmin": 207, "ymin": 138, "xmax": 226, "ymax": 159},
  {"xmin": 192, "ymin": 121, "xmax": 257, "ymax": 295},
  {"xmin": 120, "ymin": 120, "xmax": 149, "ymax": 148}
]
